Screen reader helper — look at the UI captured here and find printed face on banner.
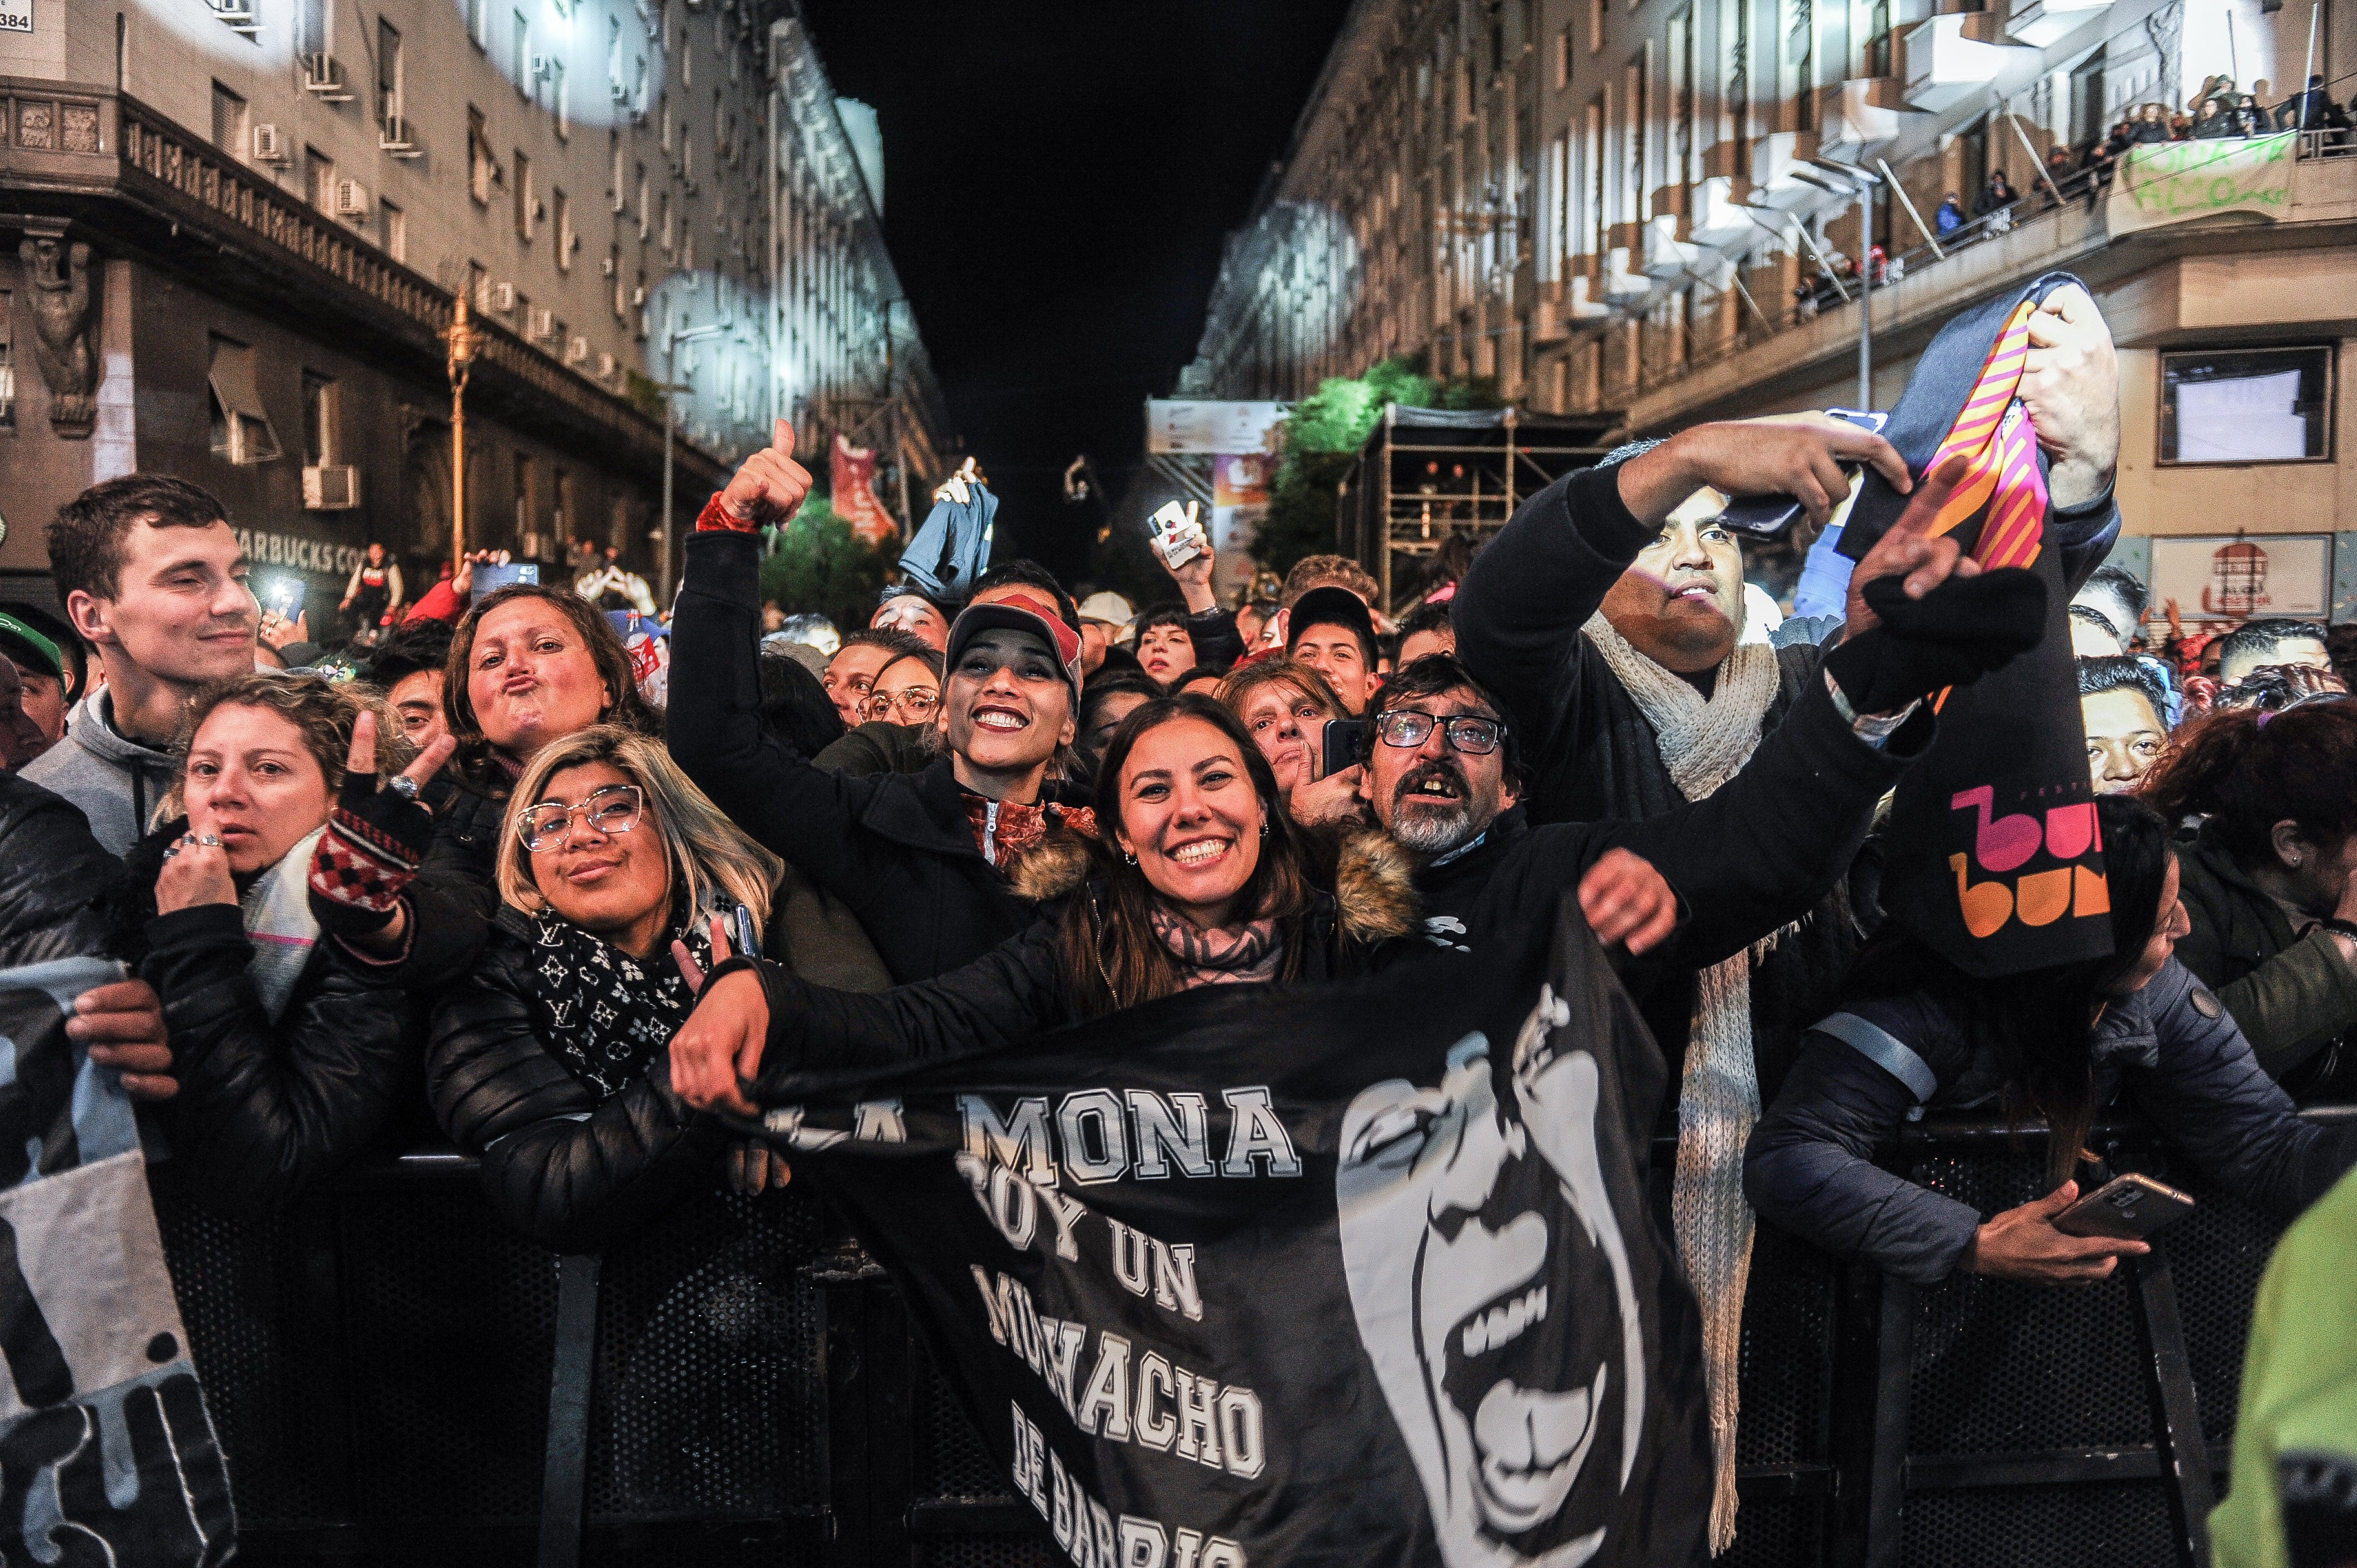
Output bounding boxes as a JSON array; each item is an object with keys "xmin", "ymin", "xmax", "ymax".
[{"xmin": 1336, "ymin": 987, "xmax": 1644, "ymax": 1568}]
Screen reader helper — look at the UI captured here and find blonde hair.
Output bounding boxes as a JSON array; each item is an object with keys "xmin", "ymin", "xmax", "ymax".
[{"xmin": 496, "ymin": 725, "xmax": 782, "ymax": 928}]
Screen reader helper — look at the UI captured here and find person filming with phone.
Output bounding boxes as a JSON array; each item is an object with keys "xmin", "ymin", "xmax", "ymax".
[{"xmin": 1745, "ymin": 796, "xmax": 2357, "ymax": 1287}]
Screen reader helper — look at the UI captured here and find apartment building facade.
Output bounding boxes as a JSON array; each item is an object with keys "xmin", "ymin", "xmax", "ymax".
[
  {"xmin": 1186, "ymin": 0, "xmax": 2357, "ymax": 617},
  {"xmin": 0, "ymin": 0, "xmax": 945, "ymax": 624}
]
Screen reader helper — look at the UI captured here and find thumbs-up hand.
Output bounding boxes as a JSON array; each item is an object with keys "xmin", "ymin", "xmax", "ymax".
[{"xmin": 718, "ymin": 419, "xmax": 813, "ymax": 528}]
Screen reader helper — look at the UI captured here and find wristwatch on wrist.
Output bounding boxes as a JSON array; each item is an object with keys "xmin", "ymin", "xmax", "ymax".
[{"xmin": 2318, "ymin": 917, "xmax": 2357, "ymax": 944}]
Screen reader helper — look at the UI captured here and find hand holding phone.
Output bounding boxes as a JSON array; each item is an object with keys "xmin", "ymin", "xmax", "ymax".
[
  {"xmin": 1149, "ymin": 501, "xmax": 1207, "ymax": 571},
  {"xmin": 1321, "ymin": 718, "xmax": 1368, "ymax": 780},
  {"xmin": 1719, "ymin": 410, "xmax": 1892, "ymax": 537},
  {"xmin": 2052, "ymin": 1173, "xmax": 2194, "ymax": 1240}
]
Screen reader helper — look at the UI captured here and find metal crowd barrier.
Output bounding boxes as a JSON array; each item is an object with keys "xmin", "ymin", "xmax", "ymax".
[{"xmin": 151, "ymin": 1107, "xmax": 2352, "ymax": 1566}]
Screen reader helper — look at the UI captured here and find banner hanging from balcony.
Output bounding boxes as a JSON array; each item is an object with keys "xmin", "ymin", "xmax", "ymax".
[
  {"xmin": 2107, "ymin": 131, "xmax": 2296, "ymax": 238},
  {"xmin": 0, "ymin": 958, "xmax": 235, "ymax": 1562},
  {"xmin": 748, "ymin": 902, "xmax": 1710, "ymax": 1568}
]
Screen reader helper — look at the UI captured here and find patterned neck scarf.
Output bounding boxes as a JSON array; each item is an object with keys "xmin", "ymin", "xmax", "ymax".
[
  {"xmin": 961, "ymin": 793, "xmax": 1097, "ymax": 868},
  {"xmin": 523, "ymin": 896, "xmax": 731, "ymax": 1100},
  {"xmin": 1149, "ymin": 902, "xmax": 1284, "ymax": 988}
]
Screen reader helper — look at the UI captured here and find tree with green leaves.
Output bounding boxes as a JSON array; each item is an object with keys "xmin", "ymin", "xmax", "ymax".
[{"xmin": 758, "ymin": 495, "xmax": 897, "ymax": 634}]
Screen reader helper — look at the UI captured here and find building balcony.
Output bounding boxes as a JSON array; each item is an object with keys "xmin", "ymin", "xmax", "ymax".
[
  {"xmin": 1752, "ymin": 132, "xmax": 1826, "ymax": 209},
  {"xmin": 1602, "ymin": 246, "xmax": 1651, "ymax": 303},
  {"xmin": 2005, "ymin": 0, "xmax": 2116, "ymax": 49},
  {"xmin": 1618, "ymin": 138, "xmax": 2357, "ymax": 435},
  {"xmin": 1643, "ymin": 214, "xmax": 1705, "ymax": 280},
  {"xmin": 1819, "ymin": 78, "xmax": 1911, "ymax": 162},
  {"xmin": 1687, "ymin": 176, "xmax": 1759, "ymax": 250},
  {"xmin": 1903, "ymin": 14, "xmax": 2032, "ymax": 112}
]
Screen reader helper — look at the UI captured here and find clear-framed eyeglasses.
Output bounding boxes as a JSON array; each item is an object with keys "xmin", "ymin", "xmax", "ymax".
[
  {"xmin": 1374, "ymin": 710, "xmax": 1505, "ymax": 755},
  {"xmin": 869, "ymin": 687, "xmax": 940, "ymax": 723},
  {"xmin": 518, "ymin": 783, "xmax": 644, "ymax": 851}
]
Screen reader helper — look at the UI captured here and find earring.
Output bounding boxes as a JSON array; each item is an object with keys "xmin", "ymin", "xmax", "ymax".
[
  {"xmin": 1124, "ymin": 850, "xmax": 1138, "ymax": 865},
  {"xmin": 2291, "ymin": 854, "xmax": 2303, "ymax": 866},
  {"xmin": 1260, "ymin": 817, "xmax": 1269, "ymax": 837}
]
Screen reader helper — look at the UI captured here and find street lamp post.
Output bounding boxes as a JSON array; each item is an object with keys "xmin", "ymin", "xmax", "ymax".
[
  {"xmin": 660, "ymin": 323, "xmax": 723, "ymax": 605},
  {"xmin": 442, "ymin": 291, "xmax": 486, "ymax": 574},
  {"xmin": 1811, "ymin": 157, "xmax": 1884, "ymax": 409}
]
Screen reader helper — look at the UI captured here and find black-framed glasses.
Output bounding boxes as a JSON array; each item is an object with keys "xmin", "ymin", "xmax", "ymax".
[
  {"xmin": 518, "ymin": 784, "xmax": 644, "ymax": 851},
  {"xmin": 1375, "ymin": 711, "xmax": 1505, "ymax": 755}
]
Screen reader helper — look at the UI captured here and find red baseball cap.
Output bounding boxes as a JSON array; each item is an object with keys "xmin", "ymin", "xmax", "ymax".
[{"xmin": 945, "ymin": 592, "xmax": 1084, "ymax": 707}]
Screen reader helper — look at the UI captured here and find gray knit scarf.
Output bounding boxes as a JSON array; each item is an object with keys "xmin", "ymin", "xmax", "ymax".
[{"xmin": 1584, "ymin": 613, "xmax": 1779, "ymax": 1555}]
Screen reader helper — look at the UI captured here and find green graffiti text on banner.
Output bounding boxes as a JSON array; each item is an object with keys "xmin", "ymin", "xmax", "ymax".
[{"xmin": 2107, "ymin": 132, "xmax": 2296, "ymax": 236}]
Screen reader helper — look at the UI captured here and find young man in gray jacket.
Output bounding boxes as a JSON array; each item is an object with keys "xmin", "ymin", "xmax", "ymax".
[{"xmin": 22, "ymin": 476, "xmax": 258, "ymax": 855}]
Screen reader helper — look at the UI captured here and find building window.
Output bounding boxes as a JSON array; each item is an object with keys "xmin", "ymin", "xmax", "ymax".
[
  {"xmin": 659, "ymin": 190, "xmax": 672, "ymax": 251},
  {"xmin": 511, "ymin": 10, "xmax": 530, "ymax": 99},
  {"xmin": 468, "ymin": 108, "xmax": 497, "ymax": 204},
  {"xmin": 295, "ymin": 0, "xmax": 328, "ymax": 57},
  {"xmin": 2161, "ymin": 345, "xmax": 2334, "ymax": 465},
  {"xmin": 610, "ymin": 246, "xmax": 625, "ymax": 317},
  {"xmin": 382, "ymin": 198, "xmax": 406, "ymax": 261},
  {"xmin": 1587, "ymin": 0, "xmax": 1604, "ymax": 52},
  {"xmin": 208, "ymin": 336, "xmax": 281, "ymax": 465},
  {"xmin": 210, "ymin": 81, "xmax": 246, "ymax": 153},
  {"xmin": 377, "ymin": 19, "xmax": 403, "ymax": 132},
  {"xmin": 551, "ymin": 59, "xmax": 568, "ymax": 137},
  {"xmin": 1553, "ymin": 25, "xmax": 1571, "ymax": 86},
  {"xmin": 513, "ymin": 451, "xmax": 536, "ymax": 535},
  {"xmin": 610, "ymin": 137, "xmax": 626, "ymax": 212},
  {"xmin": 0, "ymin": 291, "xmax": 14, "ymax": 430},
  {"xmin": 554, "ymin": 188, "xmax": 574, "ymax": 270},
  {"xmin": 465, "ymin": 0, "xmax": 486, "ymax": 48},
  {"xmin": 514, "ymin": 149, "xmax": 534, "ymax": 239},
  {"xmin": 636, "ymin": 162, "xmax": 649, "ymax": 236},
  {"xmin": 306, "ymin": 146, "xmax": 336, "ymax": 210},
  {"xmin": 301, "ymin": 371, "xmax": 337, "ymax": 466}
]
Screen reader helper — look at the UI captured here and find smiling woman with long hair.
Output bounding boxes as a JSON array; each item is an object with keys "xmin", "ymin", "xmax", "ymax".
[
  {"xmin": 663, "ymin": 695, "xmax": 1421, "ymax": 1113},
  {"xmin": 426, "ymin": 726, "xmax": 785, "ymax": 1251}
]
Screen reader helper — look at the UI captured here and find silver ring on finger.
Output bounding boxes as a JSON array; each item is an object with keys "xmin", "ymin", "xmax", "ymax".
[
  {"xmin": 388, "ymin": 775, "xmax": 420, "ymax": 801},
  {"xmin": 198, "ymin": 834, "xmax": 222, "ymax": 847}
]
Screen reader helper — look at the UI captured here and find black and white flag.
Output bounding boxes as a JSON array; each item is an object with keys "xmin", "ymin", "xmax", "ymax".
[
  {"xmin": 0, "ymin": 958, "xmax": 235, "ymax": 1563},
  {"xmin": 755, "ymin": 901, "xmax": 1711, "ymax": 1567}
]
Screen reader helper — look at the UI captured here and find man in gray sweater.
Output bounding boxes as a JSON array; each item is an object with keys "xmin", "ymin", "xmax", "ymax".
[{"xmin": 22, "ymin": 476, "xmax": 258, "ymax": 855}]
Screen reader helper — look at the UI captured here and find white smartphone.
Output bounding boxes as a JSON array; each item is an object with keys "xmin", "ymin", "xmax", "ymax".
[{"xmin": 1149, "ymin": 500, "xmax": 1207, "ymax": 570}]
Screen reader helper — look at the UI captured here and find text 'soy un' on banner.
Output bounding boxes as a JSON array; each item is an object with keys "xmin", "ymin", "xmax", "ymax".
[{"xmin": 753, "ymin": 901, "xmax": 1713, "ymax": 1568}]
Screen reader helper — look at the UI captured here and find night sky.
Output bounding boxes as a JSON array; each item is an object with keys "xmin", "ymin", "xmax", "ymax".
[{"xmin": 796, "ymin": 0, "xmax": 1356, "ymax": 584}]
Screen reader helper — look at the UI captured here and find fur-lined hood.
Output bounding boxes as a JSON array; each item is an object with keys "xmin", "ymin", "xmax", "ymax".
[{"xmin": 1004, "ymin": 823, "xmax": 1421, "ymax": 946}]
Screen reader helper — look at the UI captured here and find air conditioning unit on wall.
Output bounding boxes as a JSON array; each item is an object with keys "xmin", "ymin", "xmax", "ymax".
[
  {"xmin": 334, "ymin": 178, "xmax": 370, "ymax": 218},
  {"xmin": 302, "ymin": 464, "xmax": 361, "ymax": 510},
  {"xmin": 252, "ymin": 123, "xmax": 289, "ymax": 163}
]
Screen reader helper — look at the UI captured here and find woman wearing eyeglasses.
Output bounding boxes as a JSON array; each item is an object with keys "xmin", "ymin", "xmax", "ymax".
[
  {"xmin": 812, "ymin": 647, "xmax": 944, "ymax": 779},
  {"xmin": 426, "ymin": 726, "xmax": 787, "ymax": 1251}
]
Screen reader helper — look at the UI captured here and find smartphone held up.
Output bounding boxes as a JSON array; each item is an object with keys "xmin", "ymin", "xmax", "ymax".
[{"xmin": 1148, "ymin": 500, "xmax": 1208, "ymax": 571}]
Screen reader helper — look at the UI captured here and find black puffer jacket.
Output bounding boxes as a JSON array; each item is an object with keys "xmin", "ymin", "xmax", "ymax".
[
  {"xmin": 670, "ymin": 529, "xmax": 1088, "ymax": 982},
  {"xmin": 123, "ymin": 821, "xmax": 419, "ymax": 1211},
  {"xmin": 1743, "ymin": 958, "xmax": 2357, "ymax": 1285},
  {"xmin": 427, "ymin": 907, "xmax": 730, "ymax": 1252},
  {"xmin": 386, "ymin": 774, "xmax": 506, "ymax": 986},
  {"xmin": 0, "ymin": 771, "xmax": 122, "ymax": 967}
]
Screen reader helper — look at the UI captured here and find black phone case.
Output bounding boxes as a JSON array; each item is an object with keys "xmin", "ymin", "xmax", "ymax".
[{"xmin": 1321, "ymin": 720, "xmax": 1367, "ymax": 779}]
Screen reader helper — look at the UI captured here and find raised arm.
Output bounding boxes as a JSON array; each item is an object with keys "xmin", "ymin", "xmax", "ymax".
[{"xmin": 1455, "ymin": 421, "xmax": 1913, "ymax": 747}]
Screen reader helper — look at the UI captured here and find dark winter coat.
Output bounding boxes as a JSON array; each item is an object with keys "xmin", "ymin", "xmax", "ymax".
[
  {"xmin": 122, "ymin": 821, "xmax": 419, "ymax": 1211},
  {"xmin": 1742, "ymin": 958, "xmax": 2357, "ymax": 1285},
  {"xmin": 427, "ymin": 906, "xmax": 730, "ymax": 1253},
  {"xmin": 0, "ymin": 771, "xmax": 122, "ymax": 968},
  {"xmin": 670, "ymin": 529, "xmax": 1092, "ymax": 983},
  {"xmin": 2172, "ymin": 826, "xmax": 2357, "ymax": 1097},
  {"xmin": 1451, "ymin": 461, "xmax": 2120, "ymax": 1108}
]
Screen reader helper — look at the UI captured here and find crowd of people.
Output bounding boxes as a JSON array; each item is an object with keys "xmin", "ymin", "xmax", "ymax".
[{"xmin": 0, "ymin": 286, "xmax": 2350, "ymax": 1558}]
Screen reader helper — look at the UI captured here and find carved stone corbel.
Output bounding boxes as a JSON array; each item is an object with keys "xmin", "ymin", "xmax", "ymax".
[{"xmin": 18, "ymin": 235, "xmax": 98, "ymax": 439}]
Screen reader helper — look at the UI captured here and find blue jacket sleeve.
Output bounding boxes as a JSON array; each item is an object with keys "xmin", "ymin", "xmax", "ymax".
[
  {"xmin": 1746, "ymin": 1031, "xmax": 1984, "ymax": 1286},
  {"xmin": 2121, "ymin": 961, "xmax": 2357, "ymax": 1219}
]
